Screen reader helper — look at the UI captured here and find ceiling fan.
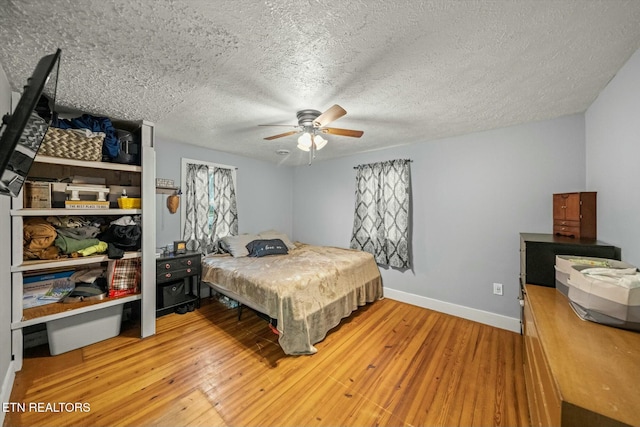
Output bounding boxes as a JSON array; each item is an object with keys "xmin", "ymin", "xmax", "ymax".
[{"xmin": 259, "ymin": 104, "xmax": 363, "ymax": 164}]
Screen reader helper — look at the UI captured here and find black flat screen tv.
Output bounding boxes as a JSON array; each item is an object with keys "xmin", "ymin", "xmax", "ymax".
[{"xmin": 0, "ymin": 48, "xmax": 61, "ymax": 197}]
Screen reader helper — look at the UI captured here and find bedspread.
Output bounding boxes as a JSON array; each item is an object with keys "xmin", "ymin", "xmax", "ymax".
[{"xmin": 201, "ymin": 243, "xmax": 383, "ymax": 355}]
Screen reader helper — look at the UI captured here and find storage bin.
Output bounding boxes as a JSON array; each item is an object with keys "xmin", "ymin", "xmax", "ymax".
[
  {"xmin": 117, "ymin": 197, "xmax": 141, "ymax": 209},
  {"xmin": 554, "ymin": 255, "xmax": 626, "ymax": 297},
  {"xmin": 161, "ymin": 281, "xmax": 186, "ymax": 308},
  {"xmin": 108, "ymin": 186, "xmax": 140, "ymax": 207},
  {"xmin": 46, "ymin": 304, "xmax": 123, "ymax": 355},
  {"xmin": 567, "ymin": 262, "xmax": 640, "ymax": 331},
  {"xmin": 39, "ymin": 127, "xmax": 104, "ymax": 161}
]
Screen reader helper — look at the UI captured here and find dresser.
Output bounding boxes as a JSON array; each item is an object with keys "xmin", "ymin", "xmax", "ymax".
[
  {"xmin": 553, "ymin": 192, "xmax": 596, "ymax": 239},
  {"xmin": 155, "ymin": 251, "xmax": 201, "ymax": 317},
  {"xmin": 519, "ymin": 233, "xmax": 620, "ymax": 289},
  {"xmin": 523, "ymin": 284, "xmax": 640, "ymax": 427}
]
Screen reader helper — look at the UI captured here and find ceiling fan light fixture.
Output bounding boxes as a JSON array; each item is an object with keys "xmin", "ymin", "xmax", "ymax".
[
  {"xmin": 297, "ymin": 132, "xmax": 312, "ymax": 151},
  {"xmin": 260, "ymin": 104, "xmax": 362, "ymax": 162},
  {"xmin": 313, "ymin": 134, "xmax": 327, "ymax": 150}
]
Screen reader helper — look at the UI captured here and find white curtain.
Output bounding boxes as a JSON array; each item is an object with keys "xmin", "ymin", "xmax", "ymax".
[
  {"xmin": 211, "ymin": 167, "xmax": 238, "ymax": 251},
  {"xmin": 350, "ymin": 159, "xmax": 411, "ymax": 268},
  {"xmin": 183, "ymin": 164, "xmax": 211, "ymax": 254}
]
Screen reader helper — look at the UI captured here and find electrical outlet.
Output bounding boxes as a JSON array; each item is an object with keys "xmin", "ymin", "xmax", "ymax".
[{"xmin": 493, "ymin": 282, "xmax": 503, "ymax": 296}]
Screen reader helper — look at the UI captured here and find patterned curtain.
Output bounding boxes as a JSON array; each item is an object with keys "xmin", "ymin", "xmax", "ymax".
[
  {"xmin": 211, "ymin": 167, "xmax": 238, "ymax": 251},
  {"xmin": 350, "ymin": 159, "xmax": 411, "ymax": 268},
  {"xmin": 183, "ymin": 164, "xmax": 212, "ymax": 254}
]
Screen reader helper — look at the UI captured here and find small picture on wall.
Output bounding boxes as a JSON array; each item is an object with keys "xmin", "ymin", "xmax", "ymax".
[{"xmin": 174, "ymin": 240, "xmax": 187, "ymax": 254}]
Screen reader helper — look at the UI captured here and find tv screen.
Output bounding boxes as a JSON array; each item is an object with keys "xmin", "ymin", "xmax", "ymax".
[{"xmin": 0, "ymin": 49, "xmax": 61, "ymax": 197}]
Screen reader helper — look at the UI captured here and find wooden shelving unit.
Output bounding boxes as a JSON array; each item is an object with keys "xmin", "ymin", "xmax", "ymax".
[
  {"xmin": 10, "ymin": 122, "xmax": 156, "ymax": 370},
  {"xmin": 11, "ymin": 251, "xmax": 141, "ymax": 273},
  {"xmin": 14, "ymin": 293, "xmax": 141, "ymax": 328}
]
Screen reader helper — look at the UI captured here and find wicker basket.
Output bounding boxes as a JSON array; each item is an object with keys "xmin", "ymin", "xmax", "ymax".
[{"xmin": 39, "ymin": 127, "xmax": 104, "ymax": 161}]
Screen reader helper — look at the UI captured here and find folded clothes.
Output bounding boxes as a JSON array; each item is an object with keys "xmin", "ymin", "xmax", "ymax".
[
  {"xmin": 56, "ymin": 225, "xmax": 101, "ymax": 240},
  {"xmin": 23, "ymin": 217, "xmax": 57, "ymax": 251},
  {"xmin": 107, "ymin": 243, "xmax": 124, "ymax": 259},
  {"xmin": 54, "ymin": 234, "xmax": 100, "ymax": 255},
  {"xmin": 24, "ymin": 245, "xmax": 63, "ymax": 261},
  {"xmin": 580, "ymin": 267, "xmax": 640, "ymax": 289},
  {"xmin": 77, "ymin": 241, "xmax": 108, "ymax": 257},
  {"xmin": 110, "ymin": 215, "xmax": 138, "ymax": 226},
  {"xmin": 46, "ymin": 216, "xmax": 88, "ymax": 228},
  {"xmin": 70, "ymin": 267, "xmax": 105, "ymax": 283},
  {"xmin": 99, "ymin": 224, "xmax": 141, "ymax": 250}
]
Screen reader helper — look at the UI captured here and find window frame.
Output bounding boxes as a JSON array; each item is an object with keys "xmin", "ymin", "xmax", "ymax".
[{"xmin": 180, "ymin": 157, "xmax": 237, "ymax": 239}]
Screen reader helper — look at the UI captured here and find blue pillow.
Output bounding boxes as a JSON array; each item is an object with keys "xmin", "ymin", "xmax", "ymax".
[{"xmin": 246, "ymin": 239, "xmax": 288, "ymax": 257}]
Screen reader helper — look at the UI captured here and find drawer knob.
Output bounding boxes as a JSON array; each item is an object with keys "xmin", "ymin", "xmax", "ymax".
[
  {"xmin": 187, "ymin": 260, "xmax": 192, "ymax": 265},
  {"xmin": 165, "ymin": 263, "xmax": 171, "ymax": 270},
  {"xmin": 187, "ymin": 268, "xmax": 192, "ymax": 273},
  {"xmin": 165, "ymin": 273, "xmax": 172, "ymax": 279}
]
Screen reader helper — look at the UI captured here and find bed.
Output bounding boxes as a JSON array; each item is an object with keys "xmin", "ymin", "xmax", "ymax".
[{"xmin": 201, "ymin": 241, "xmax": 383, "ymax": 355}]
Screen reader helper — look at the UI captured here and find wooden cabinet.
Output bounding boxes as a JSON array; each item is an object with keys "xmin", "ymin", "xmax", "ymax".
[
  {"xmin": 520, "ymin": 233, "xmax": 620, "ymax": 288},
  {"xmin": 553, "ymin": 192, "xmax": 596, "ymax": 239},
  {"xmin": 523, "ymin": 284, "xmax": 640, "ymax": 427},
  {"xmin": 10, "ymin": 120, "xmax": 156, "ymax": 370}
]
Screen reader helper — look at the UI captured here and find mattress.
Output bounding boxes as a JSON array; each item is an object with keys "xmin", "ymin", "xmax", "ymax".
[{"xmin": 201, "ymin": 243, "xmax": 383, "ymax": 354}]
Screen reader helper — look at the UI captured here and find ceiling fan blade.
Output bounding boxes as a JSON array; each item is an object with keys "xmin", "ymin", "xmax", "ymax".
[
  {"xmin": 258, "ymin": 124, "xmax": 299, "ymax": 128},
  {"xmin": 314, "ymin": 104, "xmax": 347, "ymax": 127},
  {"xmin": 321, "ymin": 127, "xmax": 364, "ymax": 138},
  {"xmin": 263, "ymin": 130, "xmax": 300, "ymax": 140}
]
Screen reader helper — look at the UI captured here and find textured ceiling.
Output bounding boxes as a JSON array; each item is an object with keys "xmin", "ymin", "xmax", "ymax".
[{"xmin": 1, "ymin": 0, "xmax": 640, "ymax": 166}]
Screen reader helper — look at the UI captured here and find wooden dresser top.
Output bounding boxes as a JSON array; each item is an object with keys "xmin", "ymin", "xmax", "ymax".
[{"xmin": 526, "ymin": 284, "xmax": 640, "ymax": 426}]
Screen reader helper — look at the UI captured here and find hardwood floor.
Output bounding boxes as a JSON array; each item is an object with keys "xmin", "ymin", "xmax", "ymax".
[{"xmin": 5, "ymin": 298, "xmax": 530, "ymax": 427}]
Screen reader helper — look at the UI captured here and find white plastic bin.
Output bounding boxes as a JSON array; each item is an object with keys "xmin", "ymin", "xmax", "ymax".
[{"xmin": 46, "ymin": 304, "xmax": 123, "ymax": 355}]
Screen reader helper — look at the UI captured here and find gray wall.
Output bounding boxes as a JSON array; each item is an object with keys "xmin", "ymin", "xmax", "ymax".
[
  {"xmin": 0, "ymin": 62, "xmax": 13, "ymax": 415},
  {"xmin": 154, "ymin": 136, "xmax": 294, "ymax": 249},
  {"xmin": 586, "ymin": 47, "xmax": 640, "ymax": 265},
  {"xmin": 292, "ymin": 115, "xmax": 586, "ymax": 320}
]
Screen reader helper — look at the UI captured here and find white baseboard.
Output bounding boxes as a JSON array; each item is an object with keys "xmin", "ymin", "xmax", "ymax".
[
  {"xmin": 1, "ymin": 361, "xmax": 16, "ymax": 426},
  {"xmin": 384, "ymin": 288, "xmax": 521, "ymax": 333}
]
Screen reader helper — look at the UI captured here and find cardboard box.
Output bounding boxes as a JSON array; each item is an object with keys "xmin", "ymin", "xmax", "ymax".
[
  {"xmin": 23, "ymin": 270, "xmax": 75, "ymax": 309},
  {"xmin": 23, "ymin": 181, "xmax": 51, "ymax": 208}
]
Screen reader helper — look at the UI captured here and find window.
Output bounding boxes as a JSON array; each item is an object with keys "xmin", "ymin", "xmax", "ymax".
[
  {"xmin": 350, "ymin": 159, "xmax": 412, "ymax": 268},
  {"xmin": 181, "ymin": 158, "xmax": 237, "ymax": 255}
]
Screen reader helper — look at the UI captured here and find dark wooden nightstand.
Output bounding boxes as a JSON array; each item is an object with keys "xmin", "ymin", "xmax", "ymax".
[{"xmin": 156, "ymin": 250, "xmax": 201, "ymax": 317}]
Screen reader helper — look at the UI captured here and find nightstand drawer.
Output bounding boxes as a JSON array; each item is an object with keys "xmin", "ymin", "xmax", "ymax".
[
  {"xmin": 156, "ymin": 266, "xmax": 199, "ymax": 284},
  {"xmin": 156, "ymin": 254, "xmax": 201, "ymax": 274}
]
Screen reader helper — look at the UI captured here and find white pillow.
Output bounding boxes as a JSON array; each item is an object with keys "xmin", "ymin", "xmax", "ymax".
[
  {"xmin": 221, "ymin": 234, "xmax": 259, "ymax": 257},
  {"xmin": 258, "ymin": 229, "xmax": 296, "ymax": 250}
]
